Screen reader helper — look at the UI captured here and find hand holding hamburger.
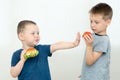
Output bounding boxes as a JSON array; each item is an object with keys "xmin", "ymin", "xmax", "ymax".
[{"xmin": 24, "ymin": 47, "xmax": 39, "ymax": 59}]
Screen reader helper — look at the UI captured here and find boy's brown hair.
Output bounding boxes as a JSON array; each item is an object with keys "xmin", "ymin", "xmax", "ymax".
[
  {"xmin": 89, "ymin": 3, "xmax": 113, "ymax": 20},
  {"xmin": 17, "ymin": 20, "xmax": 36, "ymax": 35}
]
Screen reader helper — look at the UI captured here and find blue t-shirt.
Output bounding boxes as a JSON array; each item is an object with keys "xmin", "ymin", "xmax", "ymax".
[
  {"xmin": 11, "ymin": 45, "xmax": 52, "ymax": 80},
  {"xmin": 81, "ymin": 33, "xmax": 111, "ymax": 80}
]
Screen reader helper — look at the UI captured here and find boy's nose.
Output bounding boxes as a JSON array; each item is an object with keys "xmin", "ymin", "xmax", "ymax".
[
  {"xmin": 91, "ymin": 22, "xmax": 95, "ymax": 26},
  {"xmin": 35, "ymin": 33, "xmax": 39, "ymax": 38},
  {"xmin": 91, "ymin": 22, "xmax": 96, "ymax": 28}
]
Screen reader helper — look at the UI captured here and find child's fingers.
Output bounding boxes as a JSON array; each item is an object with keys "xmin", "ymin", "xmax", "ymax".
[
  {"xmin": 76, "ymin": 32, "xmax": 81, "ymax": 42},
  {"xmin": 77, "ymin": 32, "xmax": 81, "ymax": 39},
  {"xmin": 21, "ymin": 50, "xmax": 26, "ymax": 55},
  {"xmin": 20, "ymin": 49, "xmax": 27, "ymax": 60}
]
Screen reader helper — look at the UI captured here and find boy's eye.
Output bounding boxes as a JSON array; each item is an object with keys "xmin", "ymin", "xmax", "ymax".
[
  {"xmin": 90, "ymin": 20, "xmax": 92, "ymax": 23},
  {"xmin": 31, "ymin": 32, "xmax": 39, "ymax": 35},
  {"xmin": 37, "ymin": 32, "xmax": 39, "ymax": 35},
  {"xmin": 90, "ymin": 20, "xmax": 99, "ymax": 24},
  {"xmin": 95, "ymin": 21, "xmax": 99, "ymax": 24},
  {"xmin": 90, "ymin": 20, "xmax": 94, "ymax": 24},
  {"xmin": 31, "ymin": 33, "xmax": 35, "ymax": 35}
]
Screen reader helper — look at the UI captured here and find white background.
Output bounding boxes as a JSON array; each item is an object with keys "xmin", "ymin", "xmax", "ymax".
[{"xmin": 0, "ymin": 0, "xmax": 120, "ymax": 80}]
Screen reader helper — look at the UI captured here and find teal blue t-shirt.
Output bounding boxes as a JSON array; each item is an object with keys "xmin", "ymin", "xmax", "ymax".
[
  {"xmin": 81, "ymin": 33, "xmax": 111, "ymax": 80},
  {"xmin": 11, "ymin": 45, "xmax": 52, "ymax": 80}
]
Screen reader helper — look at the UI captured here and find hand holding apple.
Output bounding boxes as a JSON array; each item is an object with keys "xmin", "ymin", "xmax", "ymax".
[
  {"xmin": 82, "ymin": 31, "xmax": 91, "ymax": 37},
  {"xmin": 82, "ymin": 31, "xmax": 93, "ymax": 46}
]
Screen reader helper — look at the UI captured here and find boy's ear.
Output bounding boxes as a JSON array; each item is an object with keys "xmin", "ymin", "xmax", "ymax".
[
  {"xmin": 106, "ymin": 19, "xmax": 111, "ymax": 26},
  {"xmin": 18, "ymin": 32, "xmax": 24, "ymax": 40}
]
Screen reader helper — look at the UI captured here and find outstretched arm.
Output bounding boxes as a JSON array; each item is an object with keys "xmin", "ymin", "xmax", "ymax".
[{"xmin": 50, "ymin": 32, "xmax": 80, "ymax": 53}]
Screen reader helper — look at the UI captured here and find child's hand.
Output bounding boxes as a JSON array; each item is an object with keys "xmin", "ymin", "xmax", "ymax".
[
  {"xmin": 20, "ymin": 50, "xmax": 26, "ymax": 62},
  {"xmin": 23, "ymin": 48, "xmax": 39, "ymax": 59},
  {"xmin": 73, "ymin": 32, "xmax": 80, "ymax": 47},
  {"xmin": 82, "ymin": 32, "xmax": 93, "ymax": 46}
]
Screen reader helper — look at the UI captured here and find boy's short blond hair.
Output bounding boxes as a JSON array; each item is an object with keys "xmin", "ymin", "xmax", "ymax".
[
  {"xmin": 89, "ymin": 3, "xmax": 113, "ymax": 20},
  {"xmin": 17, "ymin": 20, "xmax": 36, "ymax": 35}
]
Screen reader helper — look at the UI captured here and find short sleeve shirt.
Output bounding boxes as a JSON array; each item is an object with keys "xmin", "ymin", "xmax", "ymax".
[
  {"xmin": 11, "ymin": 44, "xmax": 52, "ymax": 80},
  {"xmin": 81, "ymin": 33, "xmax": 111, "ymax": 80}
]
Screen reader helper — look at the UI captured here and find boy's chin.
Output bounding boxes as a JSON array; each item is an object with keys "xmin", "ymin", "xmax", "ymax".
[
  {"xmin": 30, "ymin": 44, "xmax": 38, "ymax": 47},
  {"xmin": 34, "ymin": 43, "xmax": 39, "ymax": 45}
]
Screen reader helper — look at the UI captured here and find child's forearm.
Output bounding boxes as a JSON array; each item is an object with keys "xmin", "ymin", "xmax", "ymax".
[
  {"xmin": 51, "ymin": 32, "xmax": 80, "ymax": 53},
  {"xmin": 85, "ymin": 46, "xmax": 102, "ymax": 66},
  {"xmin": 51, "ymin": 41, "xmax": 78, "ymax": 53},
  {"xmin": 86, "ymin": 46, "xmax": 94, "ymax": 65},
  {"xmin": 10, "ymin": 59, "xmax": 25, "ymax": 78},
  {"xmin": 56, "ymin": 41, "xmax": 76, "ymax": 48}
]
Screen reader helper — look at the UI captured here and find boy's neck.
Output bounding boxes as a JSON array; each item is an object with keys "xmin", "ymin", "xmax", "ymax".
[
  {"xmin": 22, "ymin": 44, "xmax": 34, "ymax": 50},
  {"xmin": 95, "ymin": 33, "xmax": 107, "ymax": 36}
]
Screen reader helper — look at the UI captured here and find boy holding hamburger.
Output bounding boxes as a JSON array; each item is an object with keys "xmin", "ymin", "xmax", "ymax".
[{"xmin": 10, "ymin": 20, "xmax": 80, "ymax": 80}]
